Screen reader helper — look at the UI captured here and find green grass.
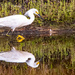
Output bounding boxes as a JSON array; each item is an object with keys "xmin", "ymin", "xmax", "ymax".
[
  {"xmin": 0, "ymin": 0, "xmax": 75, "ymax": 27},
  {"xmin": 0, "ymin": 35, "xmax": 75, "ymax": 67},
  {"xmin": 0, "ymin": 35, "xmax": 75, "ymax": 74},
  {"xmin": 0, "ymin": 0, "xmax": 75, "ymax": 74}
]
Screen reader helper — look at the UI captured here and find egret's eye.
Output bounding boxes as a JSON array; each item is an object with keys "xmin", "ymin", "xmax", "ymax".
[
  {"xmin": 28, "ymin": 58, "xmax": 31, "ymax": 60},
  {"xmin": 26, "ymin": 58, "xmax": 31, "ymax": 62},
  {"xmin": 35, "ymin": 11, "xmax": 39, "ymax": 14},
  {"xmin": 36, "ymin": 62, "xmax": 39, "ymax": 65}
]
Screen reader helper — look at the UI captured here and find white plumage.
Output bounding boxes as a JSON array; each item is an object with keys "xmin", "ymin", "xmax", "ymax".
[
  {"xmin": 0, "ymin": 8, "xmax": 43, "ymax": 31},
  {"xmin": 0, "ymin": 47, "xmax": 40, "ymax": 68}
]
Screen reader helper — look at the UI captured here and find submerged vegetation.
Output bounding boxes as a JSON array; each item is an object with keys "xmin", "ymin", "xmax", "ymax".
[{"xmin": 0, "ymin": 0, "xmax": 75, "ymax": 27}]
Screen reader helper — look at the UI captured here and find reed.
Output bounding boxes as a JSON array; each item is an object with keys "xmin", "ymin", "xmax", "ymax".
[
  {"xmin": 0, "ymin": 0, "xmax": 75, "ymax": 26},
  {"xmin": 0, "ymin": 35, "xmax": 75, "ymax": 75},
  {"xmin": 0, "ymin": 35, "xmax": 75, "ymax": 67}
]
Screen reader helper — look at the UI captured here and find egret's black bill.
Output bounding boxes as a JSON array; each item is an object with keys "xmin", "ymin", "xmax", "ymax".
[
  {"xmin": 39, "ymin": 56, "xmax": 43, "ymax": 62},
  {"xmin": 38, "ymin": 14, "xmax": 44, "ymax": 21}
]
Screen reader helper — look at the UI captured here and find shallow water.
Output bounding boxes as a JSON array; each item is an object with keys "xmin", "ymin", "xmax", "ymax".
[{"xmin": 0, "ymin": 34, "xmax": 75, "ymax": 75}]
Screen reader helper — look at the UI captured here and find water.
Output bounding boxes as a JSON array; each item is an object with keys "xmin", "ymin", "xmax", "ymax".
[{"xmin": 0, "ymin": 34, "xmax": 75, "ymax": 75}]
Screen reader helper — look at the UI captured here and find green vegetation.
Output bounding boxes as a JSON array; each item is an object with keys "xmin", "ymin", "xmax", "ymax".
[
  {"xmin": 0, "ymin": 35, "xmax": 75, "ymax": 74},
  {"xmin": 0, "ymin": 0, "xmax": 75, "ymax": 27},
  {"xmin": 0, "ymin": 35, "xmax": 75, "ymax": 67},
  {"xmin": 0, "ymin": 0, "xmax": 75, "ymax": 74}
]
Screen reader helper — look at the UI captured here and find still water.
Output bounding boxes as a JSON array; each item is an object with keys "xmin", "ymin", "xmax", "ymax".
[{"xmin": 0, "ymin": 34, "xmax": 75, "ymax": 75}]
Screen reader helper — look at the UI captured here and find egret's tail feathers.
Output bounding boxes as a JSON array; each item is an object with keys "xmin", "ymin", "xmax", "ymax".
[
  {"xmin": 0, "ymin": 54, "xmax": 5, "ymax": 61},
  {"xmin": 0, "ymin": 52, "xmax": 6, "ymax": 61},
  {"xmin": 0, "ymin": 19, "xmax": 3, "ymax": 26},
  {"xmin": 0, "ymin": 25, "xmax": 4, "ymax": 27}
]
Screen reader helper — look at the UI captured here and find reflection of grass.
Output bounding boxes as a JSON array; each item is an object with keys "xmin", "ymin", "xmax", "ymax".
[
  {"xmin": 0, "ymin": 58, "xmax": 74, "ymax": 75},
  {"xmin": 0, "ymin": 35, "xmax": 75, "ymax": 74},
  {"xmin": 0, "ymin": 35, "xmax": 75, "ymax": 68},
  {"xmin": 0, "ymin": 0, "xmax": 75, "ymax": 27}
]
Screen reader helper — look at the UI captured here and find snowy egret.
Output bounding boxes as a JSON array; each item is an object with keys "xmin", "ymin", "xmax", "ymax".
[
  {"xmin": 0, "ymin": 47, "xmax": 42, "ymax": 68},
  {"xmin": 0, "ymin": 8, "xmax": 43, "ymax": 35}
]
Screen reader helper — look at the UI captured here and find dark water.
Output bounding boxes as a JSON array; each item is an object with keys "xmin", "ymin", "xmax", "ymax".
[{"xmin": 0, "ymin": 34, "xmax": 75, "ymax": 75}]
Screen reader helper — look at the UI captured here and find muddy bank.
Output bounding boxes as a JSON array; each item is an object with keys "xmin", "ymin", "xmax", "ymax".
[{"xmin": 0, "ymin": 26, "xmax": 75, "ymax": 36}]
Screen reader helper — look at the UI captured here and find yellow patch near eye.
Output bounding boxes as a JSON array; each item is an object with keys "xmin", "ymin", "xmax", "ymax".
[
  {"xmin": 36, "ymin": 62, "xmax": 39, "ymax": 65},
  {"xmin": 35, "ymin": 11, "xmax": 39, "ymax": 14}
]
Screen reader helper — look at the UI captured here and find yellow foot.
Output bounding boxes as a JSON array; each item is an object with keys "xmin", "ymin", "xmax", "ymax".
[
  {"xmin": 16, "ymin": 35, "xmax": 25, "ymax": 42},
  {"xmin": 6, "ymin": 34, "xmax": 10, "ymax": 36},
  {"xmin": 1, "ymin": 33, "xmax": 9, "ymax": 36}
]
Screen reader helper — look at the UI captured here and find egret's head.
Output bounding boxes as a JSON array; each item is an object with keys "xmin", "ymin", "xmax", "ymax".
[
  {"xmin": 34, "ymin": 61, "xmax": 40, "ymax": 68},
  {"xmin": 25, "ymin": 8, "xmax": 44, "ymax": 20},
  {"xmin": 32, "ymin": 8, "xmax": 44, "ymax": 20},
  {"xmin": 32, "ymin": 8, "xmax": 39, "ymax": 15}
]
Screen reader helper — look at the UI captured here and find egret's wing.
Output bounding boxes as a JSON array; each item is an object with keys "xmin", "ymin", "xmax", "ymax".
[
  {"xmin": 0, "ymin": 50, "xmax": 24, "ymax": 63},
  {"xmin": 0, "ymin": 15, "xmax": 27, "ymax": 31},
  {"xmin": 0, "ymin": 49, "xmax": 35, "ymax": 63}
]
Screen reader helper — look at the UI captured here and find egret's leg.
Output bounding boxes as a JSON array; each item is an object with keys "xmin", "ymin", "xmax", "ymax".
[
  {"xmin": 6, "ymin": 29, "xmax": 11, "ymax": 36},
  {"xmin": 1, "ymin": 29, "xmax": 11, "ymax": 36}
]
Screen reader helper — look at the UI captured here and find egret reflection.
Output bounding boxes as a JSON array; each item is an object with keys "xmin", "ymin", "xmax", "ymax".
[{"xmin": 0, "ymin": 47, "xmax": 41, "ymax": 68}]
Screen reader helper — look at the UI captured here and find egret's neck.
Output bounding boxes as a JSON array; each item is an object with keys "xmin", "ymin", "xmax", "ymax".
[
  {"xmin": 29, "ymin": 14, "xmax": 35, "ymax": 22},
  {"xmin": 26, "ymin": 62, "xmax": 36, "ymax": 68},
  {"xmin": 26, "ymin": 60, "xmax": 39, "ymax": 68},
  {"xmin": 28, "ymin": 13, "xmax": 35, "ymax": 24}
]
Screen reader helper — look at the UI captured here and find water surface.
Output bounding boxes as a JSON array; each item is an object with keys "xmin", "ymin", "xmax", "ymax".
[{"xmin": 0, "ymin": 34, "xmax": 75, "ymax": 75}]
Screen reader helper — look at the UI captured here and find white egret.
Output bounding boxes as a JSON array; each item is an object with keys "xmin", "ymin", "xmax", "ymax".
[
  {"xmin": 0, "ymin": 47, "xmax": 42, "ymax": 68},
  {"xmin": 0, "ymin": 8, "xmax": 43, "ymax": 34}
]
